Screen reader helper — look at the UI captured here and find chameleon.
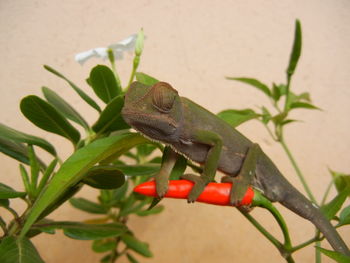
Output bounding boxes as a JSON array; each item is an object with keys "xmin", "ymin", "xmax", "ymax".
[{"xmin": 121, "ymin": 81, "xmax": 350, "ymax": 255}]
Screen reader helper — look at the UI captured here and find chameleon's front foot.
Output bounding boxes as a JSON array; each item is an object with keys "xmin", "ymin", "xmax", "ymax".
[
  {"xmin": 180, "ymin": 174, "xmax": 207, "ymax": 203},
  {"xmin": 155, "ymin": 176, "xmax": 169, "ymax": 198}
]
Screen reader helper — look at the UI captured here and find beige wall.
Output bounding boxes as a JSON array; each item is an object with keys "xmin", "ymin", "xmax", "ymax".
[{"xmin": 1, "ymin": 1, "xmax": 349, "ymax": 262}]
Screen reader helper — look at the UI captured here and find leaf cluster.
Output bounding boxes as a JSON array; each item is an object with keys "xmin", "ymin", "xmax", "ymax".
[
  {"xmin": 0, "ymin": 29, "xmax": 170, "ymax": 263},
  {"xmin": 221, "ymin": 20, "xmax": 350, "ymax": 262}
]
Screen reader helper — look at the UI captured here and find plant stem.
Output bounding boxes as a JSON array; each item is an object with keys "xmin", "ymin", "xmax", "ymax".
[
  {"xmin": 126, "ymin": 55, "xmax": 140, "ymax": 90},
  {"xmin": 320, "ymin": 180, "xmax": 333, "ymax": 206},
  {"xmin": 107, "ymin": 49, "xmax": 122, "ymax": 93},
  {"xmin": 263, "ymin": 123, "xmax": 278, "ymax": 141},
  {"xmin": 0, "ymin": 217, "xmax": 7, "ymax": 235},
  {"xmin": 284, "ymin": 75, "xmax": 292, "ymax": 112},
  {"xmin": 238, "ymin": 208, "xmax": 288, "ymax": 259},
  {"xmin": 279, "ymin": 136, "xmax": 317, "ymax": 204},
  {"xmin": 291, "ymin": 235, "xmax": 323, "ymax": 252}
]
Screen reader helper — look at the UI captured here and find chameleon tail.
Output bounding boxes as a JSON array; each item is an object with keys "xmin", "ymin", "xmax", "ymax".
[
  {"xmin": 279, "ymin": 189, "xmax": 350, "ymax": 256},
  {"xmin": 256, "ymin": 153, "xmax": 350, "ymax": 256}
]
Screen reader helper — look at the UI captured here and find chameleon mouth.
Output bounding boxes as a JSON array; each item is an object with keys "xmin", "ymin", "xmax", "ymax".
[{"xmin": 121, "ymin": 109, "xmax": 177, "ymax": 137}]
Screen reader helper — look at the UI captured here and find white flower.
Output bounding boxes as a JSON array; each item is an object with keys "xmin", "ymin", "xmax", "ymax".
[{"xmin": 75, "ymin": 34, "xmax": 138, "ymax": 65}]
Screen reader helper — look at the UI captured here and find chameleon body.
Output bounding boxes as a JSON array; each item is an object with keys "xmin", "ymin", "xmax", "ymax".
[{"xmin": 121, "ymin": 81, "xmax": 349, "ymax": 255}]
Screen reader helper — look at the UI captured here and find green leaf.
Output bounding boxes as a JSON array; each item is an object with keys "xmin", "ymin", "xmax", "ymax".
[
  {"xmin": 42, "ymin": 86, "xmax": 89, "ymax": 130},
  {"xmin": 136, "ymin": 205, "xmax": 164, "ymax": 216},
  {"xmin": 226, "ymin": 77, "xmax": 271, "ymax": 97},
  {"xmin": 316, "ymin": 247, "xmax": 350, "ymax": 263},
  {"xmin": 0, "ymin": 137, "xmax": 29, "ymax": 164},
  {"xmin": 330, "ymin": 170, "xmax": 350, "ymax": 196},
  {"xmin": 28, "ymin": 145, "xmax": 40, "ymax": 191},
  {"xmin": 261, "ymin": 106, "xmax": 272, "ymax": 124},
  {"xmin": 339, "ymin": 205, "xmax": 350, "ymax": 226},
  {"xmin": 38, "ymin": 183, "xmax": 83, "ymax": 221},
  {"xmin": 20, "ymin": 164, "xmax": 32, "ymax": 197},
  {"xmin": 0, "ymin": 198, "xmax": 10, "ymax": 207},
  {"xmin": 111, "ymin": 180, "xmax": 129, "ymax": 202},
  {"xmin": 34, "ymin": 221, "xmax": 127, "ymax": 240},
  {"xmin": 92, "ymin": 239, "xmax": 116, "ymax": 253},
  {"xmin": 69, "ymin": 197, "xmax": 107, "ymax": 214},
  {"xmin": 289, "ymin": 102, "xmax": 320, "ymax": 110},
  {"xmin": 0, "ymin": 182, "xmax": 26, "ymax": 199},
  {"xmin": 111, "ymin": 164, "xmax": 160, "ymax": 177},
  {"xmin": 100, "ymin": 254, "xmax": 113, "ymax": 263},
  {"xmin": 0, "ymin": 236, "xmax": 44, "ymax": 263},
  {"xmin": 20, "ymin": 95, "xmax": 80, "ymax": 145},
  {"xmin": 44, "ymin": 65, "xmax": 101, "ymax": 112},
  {"xmin": 217, "ymin": 109, "xmax": 259, "ymax": 127},
  {"xmin": 298, "ymin": 92, "xmax": 311, "ymax": 102},
  {"xmin": 286, "ymin": 20, "xmax": 302, "ymax": 77},
  {"xmin": 321, "ymin": 189, "xmax": 350, "ymax": 220},
  {"xmin": 121, "ymin": 234, "xmax": 153, "ymax": 257},
  {"xmin": 0, "ymin": 123, "xmax": 56, "ymax": 156},
  {"xmin": 92, "ymin": 95, "xmax": 129, "ymax": 133},
  {"xmin": 126, "ymin": 253, "xmax": 139, "ymax": 263},
  {"xmin": 82, "ymin": 167, "xmax": 125, "ymax": 189},
  {"xmin": 281, "ymin": 119, "xmax": 299, "ymax": 126},
  {"xmin": 20, "ymin": 132, "xmax": 148, "ymax": 238},
  {"xmin": 90, "ymin": 65, "xmax": 120, "ymax": 103},
  {"xmin": 135, "ymin": 72, "xmax": 159, "ymax": 86},
  {"xmin": 272, "ymin": 83, "xmax": 281, "ymax": 102},
  {"xmin": 36, "ymin": 158, "xmax": 58, "ymax": 195},
  {"xmin": 136, "ymin": 144, "xmax": 158, "ymax": 159},
  {"xmin": 272, "ymin": 112, "xmax": 288, "ymax": 125}
]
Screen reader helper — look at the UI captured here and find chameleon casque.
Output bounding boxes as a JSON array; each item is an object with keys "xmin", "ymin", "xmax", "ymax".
[{"xmin": 121, "ymin": 81, "xmax": 349, "ymax": 255}]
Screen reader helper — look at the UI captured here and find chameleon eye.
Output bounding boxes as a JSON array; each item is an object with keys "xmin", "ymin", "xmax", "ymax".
[{"xmin": 151, "ymin": 82, "xmax": 178, "ymax": 113}]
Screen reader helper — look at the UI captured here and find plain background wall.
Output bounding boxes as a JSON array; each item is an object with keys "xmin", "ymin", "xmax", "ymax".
[{"xmin": 0, "ymin": 1, "xmax": 349, "ymax": 262}]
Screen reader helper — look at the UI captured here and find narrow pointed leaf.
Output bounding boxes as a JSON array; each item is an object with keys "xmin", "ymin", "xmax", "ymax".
[
  {"xmin": 298, "ymin": 92, "xmax": 311, "ymax": 102},
  {"xmin": 136, "ymin": 144, "xmax": 157, "ymax": 158},
  {"xmin": 226, "ymin": 77, "xmax": 271, "ymax": 97},
  {"xmin": 0, "ymin": 182, "xmax": 26, "ymax": 199},
  {"xmin": 69, "ymin": 197, "xmax": 107, "ymax": 214},
  {"xmin": 339, "ymin": 205, "xmax": 350, "ymax": 226},
  {"xmin": 20, "ymin": 132, "xmax": 148, "ymax": 238},
  {"xmin": 20, "ymin": 95, "xmax": 80, "ymax": 145},
  {"xmin": 0, "ymin": 137, "xmax": 29, "ymax": 164},
  {"xmin": 92, "ymin": 239, "xmax": 116, "ymax": 253},
  {"xmin": 286, "ymin": 20, "xmax": 302, "ymax": 76},
  {"xmin": 0, "ymin": 199, "xmax": 10, "ymax": 207},
  {"xmin": 44, "ymin": 65, "xmax": 101, "ymax": 112},
  {"xmin": 0, "ymin": 123, "xmax": 56, "ymax": 156},
  {"xmin": 92, "ymin": 95, "xmax": 129, "ymax": 133},
  {"xmin": 330, "ymin": 170, "xmax": 350, "ymax": 196},
  {"xmin": 289, "ymin": 102, "xmax": 320, "ymax": 110},
  {"xmin": 82, "ymin": 167, "xmax": 125, "ymax": 189},
  {"xmin": 135, "ymin": 72, "xmax": 159, "ymax": 86},
  {"xmin": 90, "ymin": 65, "xmax": 120, "ymax": 103},
  {"xmin": 121, "ymin": 234, "xmax": 153, "ymax": 257},
  {"xmin": 126, "ymin": 253, "xmax": 139, "ymax": 263},
  {"xmin": 34, "ymin": 221, "xmax": 127, "ymax": 240},
  {"xmin": 316, "ymin": 247, "xmax": 350, "ymax": 263},
  {"xmin": 42, "ymin": 86, "xmax": 89, "ymax": 130},
  {"xmin": 0, "ymin": 236, "xmax": 44, "ymax": 263},
  {"xmin": 321, "ymin": 189, "xmax": 350, "ymax": 220},
  {"xmin": 109, "ymin": 164, "xmax": 160, "ymax": 177},
  {"xmin": 136, "ymin": 205, "xmax": 164, "ymax": 216},
  {"xmin": 217, "ymin": 109, "xmax": 260, "ymax": 127}
]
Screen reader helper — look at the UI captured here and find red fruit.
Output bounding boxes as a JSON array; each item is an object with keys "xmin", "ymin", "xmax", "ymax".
[{"xmin": 134, "ymin": 180, "xmax": 254, "ymax": 206}]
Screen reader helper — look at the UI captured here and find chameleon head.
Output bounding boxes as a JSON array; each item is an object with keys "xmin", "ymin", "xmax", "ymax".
[{"xmin": 121, "ymin": 81, "xmax": 183, "ymax": 143}]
